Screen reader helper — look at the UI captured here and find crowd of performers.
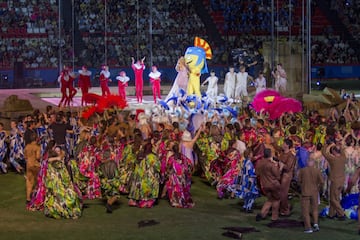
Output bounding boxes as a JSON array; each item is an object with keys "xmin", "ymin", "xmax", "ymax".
[
  {"xmin": 1, "ymin": 93, "xmax": 360, "ymax": 234},
  {"xmin": 56, "ymin": 51, "xmax": 286, "ymax": 109}
]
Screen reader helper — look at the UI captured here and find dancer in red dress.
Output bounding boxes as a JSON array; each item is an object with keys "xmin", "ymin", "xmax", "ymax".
[
  {"xmin": 99, "ymin": 65, "xmax": 111, "ymax": 96},
  {"xmin": 149, "ymin": 65, "xmax": 161, "ymax": 103},
  {"xmin": 78, "ymin": 66, "xmax": 92, "ymax": 106},
  {"xmin": 131, "ymin": 57, "xmax": 145, "ymax": 103},
  {"xmin": 116, "ymin": 71, "xmax": 129, "ymax": 100},
  {"xmin": 57, "ymin": 68, "xmax": 70, "ymax": 108},
  {"xmin": 65, "ymin": 67, "xmax": 77, "ymax": 106}
]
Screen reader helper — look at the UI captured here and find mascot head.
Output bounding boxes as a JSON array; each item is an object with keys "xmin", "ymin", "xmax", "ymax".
[{"xmin": 184, "ymin": 37, "xmax": 212, "ymax": 74}]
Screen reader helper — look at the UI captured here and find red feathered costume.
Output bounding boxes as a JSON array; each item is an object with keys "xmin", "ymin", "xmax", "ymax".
[
  {"xmin": 132, "ymin": 60, "xmax": 145, "ymax": 103},
  {"xmin": 78, "ymin": 66, "xmax": 92, "ymax": 106},
  {"xmin": 99, "ymin": 66, "xmax": 111, "ymax": 96}
]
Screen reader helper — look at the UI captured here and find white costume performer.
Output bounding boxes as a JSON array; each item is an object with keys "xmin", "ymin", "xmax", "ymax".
[
  {"xmin": 254, "ymin": 74, "xmax": 266, "ymax": 94},
  {"xmin": 202, "ymin": 71, "xmax": 218, "ymax": 100},
  {"xmin": 223, "ymin": 67, "xmax": 236, "ymax": 99},
  {"xmin": 235, "ymin": 69, "xmax": 249, "ymax": 98},
  {"xmin": 274, "ymin": 64, "xmax": 287, "ymax": 93}
]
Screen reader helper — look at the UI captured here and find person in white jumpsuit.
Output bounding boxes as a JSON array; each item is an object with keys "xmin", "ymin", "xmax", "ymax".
[
  {"xmin": 254, "ymin": 71, "xmax": 266, "ymax": 94},
  {"xmin": 223, "ymin": 66, "xmax": 236, "ymax": 99},
  {"xmin": 273, "ymin": 63, "xmax": 287, "ymax": 93},
  {"xmin": 202, "ymin": 70, "xmax": 218, "ymax": 100},
  {"xmin": 235, "ymin": 65, "xmax": 252, "ymax": 100}
]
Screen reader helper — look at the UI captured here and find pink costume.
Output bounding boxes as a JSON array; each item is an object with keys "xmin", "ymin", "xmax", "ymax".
[
  {"xmin": 116, "ymin": 73, "xmax": 129, "ymax": 99},
  {"xmin": 99, "ymin": 68, "xmax": 111, "ymax": 96},
  {"xmin": 149, "ymin": 69, "xmax": 161, "ymax": 103},
  {"xmin": 165, "ymin": 59, "xmax": 189, "ymax": 101},
  {"xmin": 132, "ymin": 62, "xmax": 145, "ymax": 103}
]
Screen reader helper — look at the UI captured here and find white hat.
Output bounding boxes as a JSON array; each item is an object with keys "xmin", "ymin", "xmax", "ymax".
[
  {"xmin": 138, "ymin": 112, "xmax": 148, "ymax": 120},
  {"xmin": 182, "ymin": 130, "xmax": 192, "ymax": 142},
  {"xmin": 138, "ymin": 113, "xmax": 149, "ymax": 125}
]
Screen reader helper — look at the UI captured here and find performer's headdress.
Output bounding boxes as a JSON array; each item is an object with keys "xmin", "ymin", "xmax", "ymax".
[{"xmin": 194, "ymin": 37, "xmax": 212, "ymax": 60}]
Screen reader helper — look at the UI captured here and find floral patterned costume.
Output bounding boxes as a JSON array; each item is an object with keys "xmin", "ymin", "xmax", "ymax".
[
  {"xmin": 71, "ymin": 144, "xmax": 102, "ymax": 199},
  {"xmin": 118, "ymin": 144, "xmax": 138, "ymax": 193},
  {"xmin": 166, "ymin": 153, "xmax": 194, "ymax": 208},
  {"xmin": 128, "ymin": 153, "xmax": 160, "ymax": 208},
  {"xmin": 27, "ymin": 153, "xmax": 82, "ymax": 219},
  {"xmin": 216, "ymin": 149, "xmax": 242, "ymax": 198},
  {"xmin": 44, "ymin": 160, "xmax": 83, "ymax": 219}
]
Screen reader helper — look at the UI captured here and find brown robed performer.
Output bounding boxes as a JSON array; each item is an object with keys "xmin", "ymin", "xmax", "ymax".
[
  {"xmin": 299, "ymin": 158, "xmax": 324, "ymax": 233},
  {"xmin": 278, "ymin": 139, "xmax": 296, "ymax": 216},
  {"xmin": 256, "ymin": 148, "xmax": 283, "ymax": 221},
  {"xmin": 322, "ymin": 142, "xmax": 346, "ymax": 220}
]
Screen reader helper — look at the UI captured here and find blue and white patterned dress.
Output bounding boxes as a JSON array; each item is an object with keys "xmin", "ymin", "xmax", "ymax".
[
  {"xmin": 0, "ymin": 131, "xmax": 7, "ymax": 172},
  {"xmin": 9, "ymin": 127, "xmax": 25, "ymax": 170},
  {"xmin": 231, "ymin": 157, "xmax": 259, "ymax": 211},
  {"xmin": 37, "ymin": 125, "xmax": 50, "ymax": 157}
]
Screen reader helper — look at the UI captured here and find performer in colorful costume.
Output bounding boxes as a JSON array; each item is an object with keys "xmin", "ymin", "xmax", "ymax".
[
  {"xmin": 184, "ymin": 37, "xmax": 212, "ymax": 97},
  {"xmin": 78, "ymin": 65, "xmax": 92, "ymax": 106},
  {"xmin": 131, "ymin": 57, "xmax": 146, "ymax": 103}
]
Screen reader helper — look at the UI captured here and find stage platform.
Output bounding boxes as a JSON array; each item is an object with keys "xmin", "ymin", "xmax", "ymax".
[
  {"xmin": 0, "ymin": 86, "xmax": 173, "ymax": 111},
  {"xmin": 0, "ymin": 86, "xmax": 177, "ymax": 128}
]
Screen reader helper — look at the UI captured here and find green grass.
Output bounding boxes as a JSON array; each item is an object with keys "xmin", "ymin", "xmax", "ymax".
[{"xmin": 0, "ymin": 173, "xmax": 358, "ymax": 240}]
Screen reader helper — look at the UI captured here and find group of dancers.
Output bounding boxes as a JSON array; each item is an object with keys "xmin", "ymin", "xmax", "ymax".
[
  {"xmin": 57, "ymin": 51, "xmax": 288, "ymax": 109},
  {"xmin": 1, "ymin": 95, "xmax": 360, "ymax": 235},
  {"xmin": 57, "ymin": 56, "xmax": 165, "ymax": 108},
  {"xmin": 2, "ymin": 45, "xmax": 360, "ymax": 236}
]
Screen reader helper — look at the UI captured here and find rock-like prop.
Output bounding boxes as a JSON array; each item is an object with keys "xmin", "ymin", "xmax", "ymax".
[
  {"xmin": 303, "ymin": 87, "xmax": 349, "ymax": 114},
  {"xmin": 2, "ymin": 95, "xmax": 33, "ymax": 112}
]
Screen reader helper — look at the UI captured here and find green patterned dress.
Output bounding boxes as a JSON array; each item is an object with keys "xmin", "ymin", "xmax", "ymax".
[
  {"xmin": 98, "ymin": 160, "xmax": 122, "ymax": 199},
  {"xmin": 44, "ymin": 160, "xmax": 82, "ymax": 219},
  {"xmin": 128, "ymin": 153, "xmax": 160, "ymax": 208},
  {"xmin": 118, "ymin": 144, "xmax": 138, "ymax": 193}
]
